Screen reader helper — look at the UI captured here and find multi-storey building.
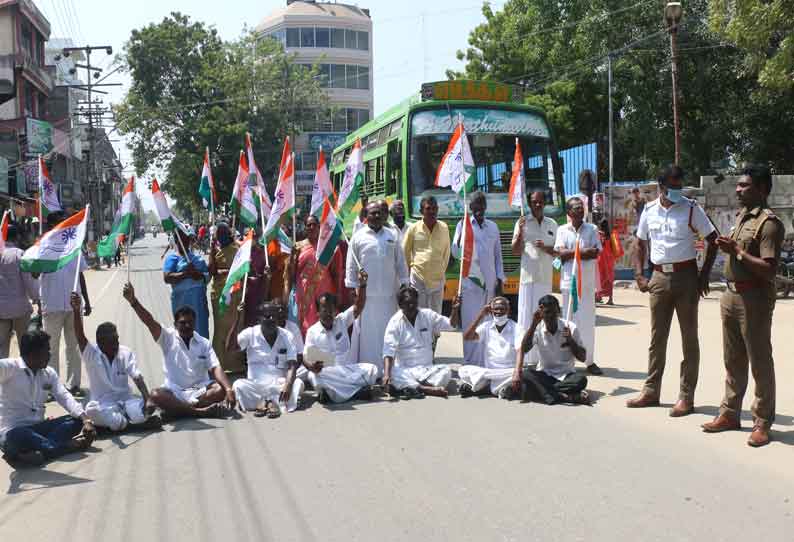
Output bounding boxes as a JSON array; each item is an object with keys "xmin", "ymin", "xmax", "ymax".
[{"xmin": 257, "ymin": 0, "xmax": 373, "ymax": 200}]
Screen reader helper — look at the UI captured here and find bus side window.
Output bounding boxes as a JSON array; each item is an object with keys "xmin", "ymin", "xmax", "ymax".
[{"xmin": 386, "ymin": 140, "xmax": 400, "ymax": 196}]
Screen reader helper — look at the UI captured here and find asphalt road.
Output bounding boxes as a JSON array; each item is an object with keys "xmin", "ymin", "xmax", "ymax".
[{"xmin": 1, "ymin": 236, "xmax": 793, "ymax": 542}]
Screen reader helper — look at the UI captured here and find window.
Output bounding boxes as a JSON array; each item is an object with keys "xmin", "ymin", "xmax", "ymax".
[
  {"xmin": 333, "ymin": 109, "xmax": 347, "ymax": 132},
  {"xmin": 357, "ymin": 66, "xmax": 369, "ymax": 90},
  {"xmin": 37, "ymin": 92, "xmax": 46, "ymax": 118},
  {"xmin": 318, "ymin": 64, "xmax": 330, "ymax": 88},
  {"xmin": 346, "ymin": 109, "xmax": 358, "ymax": 132},
  {"xmin": 345, "ymin": 29, "xmax": 357, "ymax": 49},
  {"xmin": 390, "ymin": 119, "xmax": 402, "ymax": 137},
  {"xmin": 357, "ymin": 31, "xmax": 369, "ymax": 51},
  {"xmin": 359, "ymin": 109, "xmax": 370, "ymax": 126},
  {"xmin": 300, "ymin": 27, "xmax": 315, "ymax": 47},
  {"xmin": 366, "ymin": 132, "xmax": 378, "ymax": 150},
  {"xmin": 377, "ymin": 127, "xmax": 389, "ymax": 146},
  {"xmin": 330, "ymin": 64, "xmax": 345, "ymax": 88},
  {"xmin": 24, "ymin": 83, "xmax": 34, "ymax": 115},
  {"xmin": 286, "ymin": 28, "xmax": 299, "ymax": 47},
  {"xmin": 331, "ymin": 28, "xmax": 345, "ymax": 48},
  {"xmin": 345, "ymin": 65, "xmax": 358, "ymax": 89},
  {"xmin": 315, "ymin": 27, "xmax": 330, "ymax": 47}
]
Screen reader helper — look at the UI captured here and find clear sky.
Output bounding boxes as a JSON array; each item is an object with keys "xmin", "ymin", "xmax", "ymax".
[{"xmin": 36, "ymin": 0, "xmax": 504, "ymax": 209}]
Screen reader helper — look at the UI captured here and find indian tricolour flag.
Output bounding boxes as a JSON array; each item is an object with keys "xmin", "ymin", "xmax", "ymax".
[
  {"xmin": 20, "ymin": 206, "xmax": 89, "ymax": 273},
  {"xmin": 0, "ymin": 209, "xmax": 9, "ymax": 252},
  {"xmin": 219, "ymin": 229, "xmax": 254, "ymax": 314},
  {"xmin": 230, "ymin": 150, "xmax": 258, "ymax": 227},
  {"xmin": 39, "ymin": 155, "xmax": 62, "ymax": 217},
  {"xmin": 263, "ymin": 137, "xmax": 295, "ymax": 239},
  {"xmin": 567, "ymin": 235, "xmax": 583, "ymax": 318},
  {"xmin": 316, "ymin": 198, "xmax": 343, "ymax": 266},
  {"xmin": 435, "ymin": 121, "xmax": 476, "ymax": 195},
  {"xmin": 508, "ymin": 138, "xmax": 526, "ymax": 212},
  {"xmin": 246, "ymin": 133, "xmax": 272, "ymax": 220},
  {"xmin": 151, "ymin": 178, "xmax": 176, "ymax": 231},
  {"xmin": 310, "ymin": 147, "xmax": 335, "ymax": 218},
  {"xmin": 197, "ymin": 147, "xmax": 217, "ymax": 210},
  {"xmin": 459, "ymin": 210, "xmax": 485, "ymax": 290},
  {"xmin": 98, "ymin": 177, "xmax": 136, "ymax": 258},
  {"xmin": 336, "ymin": 138, "xmax": 363, "ymax": 221}
]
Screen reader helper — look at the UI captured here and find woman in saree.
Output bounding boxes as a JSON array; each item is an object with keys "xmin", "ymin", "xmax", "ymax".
[
  {"xmin": 163, "ymin": 228, "xmax": 211, "ymax": 338},
  {"xmin": 596, "ymin": 219, "xmax": 616, "ymax": 305},
  {"xmin": 207, "ymin": 222, "xmax": 245, "ymax": 373}
]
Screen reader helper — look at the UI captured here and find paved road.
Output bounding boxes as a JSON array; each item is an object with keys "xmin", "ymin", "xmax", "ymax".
[{"xmin": 2, "ymin": 236, "xmax": 793, "ymax": 542}]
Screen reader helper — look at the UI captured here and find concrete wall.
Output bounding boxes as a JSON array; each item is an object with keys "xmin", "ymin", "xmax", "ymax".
[{"xmin": 0, "ymin": 10, "xmax": 15, "ymax": 53}]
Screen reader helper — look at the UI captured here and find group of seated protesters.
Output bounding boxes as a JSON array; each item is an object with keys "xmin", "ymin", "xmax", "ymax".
[{"xmin": 0, "ymin": 274, "xmax": 590, "ymax": 467}]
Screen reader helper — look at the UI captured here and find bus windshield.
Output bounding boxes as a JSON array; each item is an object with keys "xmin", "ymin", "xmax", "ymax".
[{"xmin": 409, "ymin": 107, "xmax": 561, "ymax": 218}]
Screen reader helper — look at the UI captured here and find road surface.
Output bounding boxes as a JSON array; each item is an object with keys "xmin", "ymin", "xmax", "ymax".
[{"xmin": 2, "ymin": 236, "xmax": 792, "ymax": 541}]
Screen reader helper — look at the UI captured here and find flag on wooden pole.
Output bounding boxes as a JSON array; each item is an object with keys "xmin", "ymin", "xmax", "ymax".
[
  {"xmin": 151, "ymin": 179, "xmax": 176, "ymax": 231},
  {"xmin": 21, "ymin": 206, "xmax": 89, "ymax": 273},
  {"xmin": 219, "ymin": 229, "xmax": 254, "ymax": 314},
  {"xmin": 98, "ymin": 177, "xmax": 136, "ymax": 258},
  {"xmin": 263, "ymin": 137, "xmax": 295, "ymax": 239},
  {"xmin": 435, "ymin": 121, "xmax": 476, "ymax": 195},
  {"xmin": 508, "ymin": 138, "xmax": 526, "ymax": 214},
  {"xmin": 38, "ymin": 155, "xmax": 62, "ymax": 217},
  {"xmin": 246, "ymin": 132, "xmax": 272, "ymax": 220},
  {"xmin": 309, "ymin": 147, "xmax": 335, "ymax": 217},
  {"xmin": 230, "ymin": 150, "xmax": 258, "ymax": 227},
  {"xmin": 336, "ymin": 138, "xmax": 364, "ymax": 221},
  {"xmin": 316, "ymin": 198, "xmax": 343, "ymax": 266},
  {"xmin": 198, "ymin": 147, "xmax": 217, "ymax": 212}
]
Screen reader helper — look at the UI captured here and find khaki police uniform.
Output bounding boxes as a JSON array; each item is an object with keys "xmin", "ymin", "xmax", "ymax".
[
  {"xmin": 636, "ymin": 196, "xmax": 715, "ymax": 402},
  {"xmin": 720, "ymin": 206, "xmax": 783, "ymax": 429}
]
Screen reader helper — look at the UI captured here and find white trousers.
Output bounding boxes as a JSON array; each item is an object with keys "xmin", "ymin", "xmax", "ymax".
[
  {"xmin": 461, "ymin": 279, "xmax": 496, "ymax": 365},
  {"xmin": 42, "ymin": 311, "xmax": 82, "ymax": 389},
  {"xmin": 391, "ymin": 364, "xmax": 451, "ymax": 390},
  {"xmin": 85, "ymin": 398, "xmax": 146, "ymax": 431},
  {"xmin": 458, "ymin": 365, "xmax": 515, "ymax": 397},
  {"xmin": 232, "ymin": 376, "xmax": 305, "ymax": 414},
  {"xmin": 516, "ymin": 281, "xmax": 552, "ymax": 367},
  {"xmin": 352, "ymin": 295, "xmax": 397, "ymax": 372},
  {"xmin": 562, "ymin": 290, "xmax": 596, "ymax": 366},
  {"xmin": 409, "ymin": 271, "xmax": 443, "ymax": 314},
  {"xmin": 309, "ymin": 363, "xmax": 378, "ymax": 403}
]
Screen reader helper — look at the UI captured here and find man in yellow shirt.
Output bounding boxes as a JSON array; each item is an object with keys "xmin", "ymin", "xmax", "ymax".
[{"xmin": 402, "ymin": 196, "xmax": 450, "ymax": 314}]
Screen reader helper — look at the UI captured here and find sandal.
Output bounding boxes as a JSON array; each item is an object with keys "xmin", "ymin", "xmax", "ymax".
[{"xmin": 265, "ymin": 400, "xmax": 281, "ymax": 419}]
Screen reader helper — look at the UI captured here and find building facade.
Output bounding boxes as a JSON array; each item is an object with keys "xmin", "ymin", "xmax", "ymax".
[{"xmin": 256, "ymin": 0, "xmax": 373, "ymax": 198}]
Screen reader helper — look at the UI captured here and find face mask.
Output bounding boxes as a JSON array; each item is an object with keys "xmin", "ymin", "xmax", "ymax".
[
  {"xmin": 493, "ymin": 314, "xmax": 508, "ymax": 326},
  {"xmin": 665, "ymin": 188, "xmax": 683, "ymax": 203}
]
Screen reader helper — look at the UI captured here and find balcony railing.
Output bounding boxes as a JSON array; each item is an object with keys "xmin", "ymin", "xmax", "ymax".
[{"xmin": 14, "ymin": 49, "xmax": 54, "ymax": 93}]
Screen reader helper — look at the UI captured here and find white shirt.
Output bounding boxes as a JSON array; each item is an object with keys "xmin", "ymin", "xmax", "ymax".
[
  {"xmin": 382, "ymin": 308, "xmax": 454, "ymax": 368},
  {"xmin": 532, "ymin": 318, "xmax": 582, "ymax": 380},
  {"xmin": 82, "ymin": 344, "xmax": 141, "ymax": 405},
  {"xmin": 304, "ymin": 307, "xmax": 356, "ymax": 366},
  {"xmin": 636, "ymin": 197, "xmax": 715, "ymax": 265},
  {"xmin": 452, "ymin": 217, "xmax": 505, "ymax": 291},
  {"xmin": 554, "ymin": 222, "xmax": 601, "ymax": 290},
  {"xmin": 40, "ymin": 254, "xmax": 88, "ymax": 314},
  {"xmin": 0, "ymin": 244, "xmax": 39, "ymax": 319},
  {"xmin": 157, "ymin": 327, "xmax": 219, "ymax": 390},
  {"xmin": 345, "ymin": 226, "xmax": 409, "ymax": 294},
  {"xmin": 513, "ymin": 216, "xmax": 558, "ymax": 285},
  {"xmin": 476, "ymin": 319, "xmax": 518, "ymax": 369},
  {"xmin": 0, "ymin": 358, "xmax": 85, "ymax": 444},
  {"xmin": 237, "ymin": 326, "xmax": 296, "ymax": 381},
  {"xmin": 283, "ymin": 320, "xmax": 304, "ymax": 354}
]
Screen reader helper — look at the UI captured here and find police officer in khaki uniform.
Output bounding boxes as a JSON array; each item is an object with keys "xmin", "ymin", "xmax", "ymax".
[
  {"xmin": 702, "ymin": 166, "xmax": 783, "ymax": 447},
  {"xmin": 627, "ymin": 165, "xmax": 718, "ymax": 416}
]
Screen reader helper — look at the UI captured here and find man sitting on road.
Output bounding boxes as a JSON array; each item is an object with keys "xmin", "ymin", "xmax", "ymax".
[
  {"xmin": 382, "ymin": 286, "xmax": 461, "ymax": 399},
  {"xmin": 0, "ymin": 329, "xmax": 96, "ymax": 467},
  {"xmin": 303, "ymin": 271, "xmax": 378, "ymax": 404},
  {"xmin": 123, "ymin": 282, "xmax": 235, "ymax": 419},
  {"xmin": 227, "ymin": 301, "xmax": 303, "ymax": 418},
  {"xmin": 70, "ymin": 292, "xmax": 162, "ymax": 432},
  {"xmin": 458, "ymin": 297, "xmax": 520, "ymax": 399},
  {"xmin": 513, "ymin": 295, "xmax": 590, "ymax": 405}
]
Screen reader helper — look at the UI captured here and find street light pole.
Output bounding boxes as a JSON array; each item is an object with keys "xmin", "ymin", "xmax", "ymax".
[{"xmin": 665, "ymin": 2, "xmax": 683, "ymax": 165}]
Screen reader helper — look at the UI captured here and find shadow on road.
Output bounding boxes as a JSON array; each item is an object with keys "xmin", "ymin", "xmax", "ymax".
[
  {"xmin": 608, "ymin": 385, "xmax": 640, "ymax": 397},
  {"xmin": 6, "ymin": 467, "xmax": 92, "ymax": 495},
  {"xmin": 168, "ymin": 419, "xmax": 221, "ymax": 432},
  {"xmin": 696, "ymin": 405, "xmax": 794, "ymax": 427},
  {"xmin": 599, "ymin": 368, "xmax": 648, "ymax": 380},
  {"xmin": 596, "ymin": 315, "xmax": 636, "ymax": 326}
]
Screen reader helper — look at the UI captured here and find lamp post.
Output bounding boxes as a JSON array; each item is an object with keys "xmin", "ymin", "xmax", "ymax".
[{"xmin": 665, "ymin": 2, "xmax": 683, "ymax": 165}]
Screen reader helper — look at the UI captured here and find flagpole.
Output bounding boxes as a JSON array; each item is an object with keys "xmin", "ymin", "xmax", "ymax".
[
  {"xmin": 37, "ymin": 155, "xmax": 43, "ymax": 235},
  {"xmin": 516, "ymin": 138, "xmax": 524, "ymax": 218},
  {"xmin": 241, "ymin": 271, "xmax": 249, "ymax": 303},
  {"xmin": 457, "ymin": 114, "xmax": 466, "ymax": 297},
  {"xmin": 207, "ymin": 147, "xmax": 215, "ymax": 223},
  {"xmin": 73, "ymin": 205, "xmax": 90, "ymax": 293}
]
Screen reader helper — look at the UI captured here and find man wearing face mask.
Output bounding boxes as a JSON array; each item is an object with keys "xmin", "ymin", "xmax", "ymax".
[
  {"xmin": 459, "ymin": 297, "xmax": 519, "ymax": 399},
  {"xmin": 627, "ymin": 165, "xmax": 718, "ymax": 417}
]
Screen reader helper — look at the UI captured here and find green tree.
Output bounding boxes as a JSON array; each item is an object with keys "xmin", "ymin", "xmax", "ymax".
[{"xmin": 115, "ymin": 13, "xmax": 329, "ymax": 210}]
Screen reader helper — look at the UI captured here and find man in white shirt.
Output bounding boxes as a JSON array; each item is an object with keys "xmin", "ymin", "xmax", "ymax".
[
  {"xmin": 512, "ymin": 295, "xmax": 590, "ymax": 405},
  {"xmin": 123, "ymin": 282, "xmax": 234, "ymax": 419},
  {"xmin": 389, "ymin": 200, "xmax": 411, "ymax": 245},
  {"xmin": 627, "ymin": 165, "xmax": 718, "ymax": 417},
  {"xmin": 227, "ymin": 301, "xmax": 303, "ymax": 417},
  {"xmin": 0, "ymin": 329, "xmax": 96, "ymax": 467},
  {"xmin": 0, "ymin": 222, "xmax": 39, "ymax": 358},
  {"xmin": 459, "ymin": 297, "xmax": 519, "ymax": 399},
  {"xmin": 40, "ymin": 215, "xmax": 92, "ymax": 394},
  {"xmin": 382, "ymin": 286, "xmax": 461, "ymax": 399},
  {"xmin": 453, "ymin": 191, "xmax": 505, "ymax": 364},
  {"xmin": 554, "ymin": 197, "xmax": 603, "ymax": 375},
  {"xmin": 70, "ymin": 293, "xmax": 161, "ymax": 432},
  {"xmin": 511, "ymin": 191, "xmax": 558, "ymax": 367},
  {"xmin": 303, "ymin": 271, "xmax": 378, "ymax": 404},
  {"xmin": 346, "ymin": 202, "xmax": 409, "ymax": 373}
]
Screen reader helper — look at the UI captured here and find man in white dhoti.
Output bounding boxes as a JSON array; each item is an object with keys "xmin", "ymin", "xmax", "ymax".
[
  {"xmin": 123, "ymin": 283, "xmax": 235, "ymax": 419},
  {"xmin": 511, "ymin": 191, "xmax": 558, "ymax": 367},
  {"xmin": 70, "ymin": 293, "xmax": 161, "ymax": 432},
  {"xmin": 554, "ymin": 197, "xmax": 603, "ymax": 375},
  {"xmin": 382, "ymin": 286, "xmax": 461, "ymax": 399},
  {"xmin": 346, "ymin": 202, "xmax": 409, "ymax": 373},
  {"xmin": 452, "ymin": 191, "xmax": 505, "ymax": 365},
  {"xmin": 459, "ymin": 297, "xmax": 519, "ymax": 399},
  {"xmin": 303, "ymin": 271, "xmax": 378, "ymax": 404},
  {"xmin": 227, "ymin": 302, "xmax": 303, "ymax": 418}
]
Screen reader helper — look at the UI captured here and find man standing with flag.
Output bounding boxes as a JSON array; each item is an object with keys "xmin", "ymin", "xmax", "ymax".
[
  {"xmin": 554, "ymin": 197, "xmax": 603, "ymax": 375},
  {"xmin": 0, "ymin": 217, "xmax": 40, "ymax": 359},
  {"xmin": 452, "ymin": 191, "xmax": 504, "ymax": 364}
]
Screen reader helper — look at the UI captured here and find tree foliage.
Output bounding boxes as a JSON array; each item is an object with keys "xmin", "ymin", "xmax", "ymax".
[
  {"xmin": 115, "ymin": 13, "xmax": 329, "ymax": 215},
  {"xmin": 452, "ymin": 1, "xmax": 794, "ymax": 181}
]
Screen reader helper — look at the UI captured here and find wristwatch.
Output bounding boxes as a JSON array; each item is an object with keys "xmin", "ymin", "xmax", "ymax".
[{"xmin": 736, "ymin": 251, "xmax": 744, "ymax": 261}]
